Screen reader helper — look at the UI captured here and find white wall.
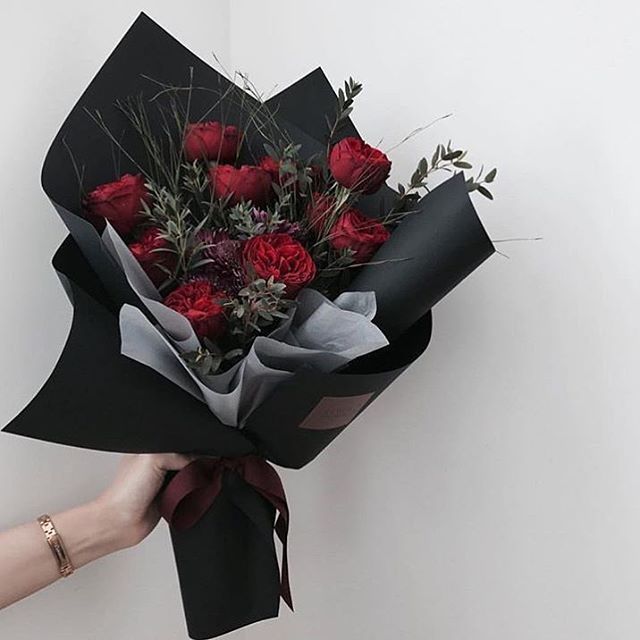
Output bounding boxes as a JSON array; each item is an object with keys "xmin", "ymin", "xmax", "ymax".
[
  {"xmin": 0, "ymin": 3, "xmax": 231, "ymax": 640},
  {"xmin": 2, "ymin": 1, "xmax": 640, "ymax": 638}
]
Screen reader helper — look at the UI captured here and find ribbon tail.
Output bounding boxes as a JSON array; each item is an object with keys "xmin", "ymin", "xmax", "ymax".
[
  {"xmin": 276, "ymin": 513, "xmax": 293, "ymax": 610},
  {"xmin": 245, "ymin": 457, "xmax": 293, "ymax": 610}
]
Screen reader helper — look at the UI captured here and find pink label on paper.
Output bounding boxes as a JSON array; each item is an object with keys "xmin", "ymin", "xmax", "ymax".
[{"xmin": 298, "ymin": 393, "xmax": 375, "ymax": 430}]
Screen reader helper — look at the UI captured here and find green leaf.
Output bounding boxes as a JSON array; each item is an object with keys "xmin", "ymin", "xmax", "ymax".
[
  {"xmin": 442, "ymin": 150, "xmax": 464, "ymax": 161},
  {"xmin": 453, "ymin": 161, "xmax": 473, "ymax": 169},
  {"xmin": 477, "ymin": 185, "xmax": 494, "ymax": 200},
  {"xmin": 200, "ymin": 355, "xmax": 213, "ymax": 375},
  {"xmin": 263, "ymin": 143, "xmax": 278, "ymax": 159},
  {"xmin": 485, "ymin": 168, "xmax": 497, "ymax": 183}
]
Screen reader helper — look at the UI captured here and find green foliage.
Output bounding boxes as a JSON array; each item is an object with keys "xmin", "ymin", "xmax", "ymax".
[
  {"xmin": 182, "ymin": 342, "xmax": 244, "ymax": 377},
  {"xmin": 396, "ymin": 141, "xmax": 498, "ymax": 207},
  {"xmin": 227, "ymin": 203, "xmax": 287, "ymax": 238},
  {"xmin": 327, "ymin": 77, "xmax": 363, "ymax": 150},
  {"xmin": 226, "ymin": 277, "xmax": 293, "ymax": 345},
  {"xmin": 140, "ymin": 181, "xmax": 212, "ymax": 284}
]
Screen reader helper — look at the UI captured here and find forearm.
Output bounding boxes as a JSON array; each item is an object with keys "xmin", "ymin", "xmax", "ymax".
[
  {"xmin": 0, "ymin": 500, "xmax": 124, "ymax": 609},
  {"xmin": 0, "ymin": 454, "xmax": 192, "ymax": 610}
]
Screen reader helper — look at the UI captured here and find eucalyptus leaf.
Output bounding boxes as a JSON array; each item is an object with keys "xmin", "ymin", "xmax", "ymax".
[{"xmin": 477, "ymin": 185, "xmax": 494, "ymax": 199}]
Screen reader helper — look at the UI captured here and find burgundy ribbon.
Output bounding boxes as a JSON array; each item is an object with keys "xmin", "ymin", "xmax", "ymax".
[{"xmin": 159, "ymin": 456, "xmax": 293, "ymax": 610}]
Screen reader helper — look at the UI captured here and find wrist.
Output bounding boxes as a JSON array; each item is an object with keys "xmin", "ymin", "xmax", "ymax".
[
  {"xmin": 52, "ymin": 500, "xmax": 127, "ymax": 569},
  {"xmin": 85, "ymin": 499, "xmax": 133, "ymax": 553}
]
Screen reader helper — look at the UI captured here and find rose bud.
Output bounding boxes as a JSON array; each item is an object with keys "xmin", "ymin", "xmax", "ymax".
[
  {"xmin": 329, "ymin": 207, "xmax": 391, "ymax": 263},
  {"xmin": 83, "ymin": 173, "xmax": 149, "ymax": 236},
  {"xmin": 127, "ymin": 227, "xmax": 176, "ymax": 287},
  {"xmin": 259, "ymin": 155, "xmax": 281, "ymax": 183},
  {"xmin": 183, "ymin": 121, "xmax": 241, "ymax": 163},
  {"xmin": 209, "ymin": 164, "xmax": 273, "ymax": 206},
  {"xmin": 328, "ymin": 137, "xmax": 391, "ymax": 194},
  {"xmin": 306, "ymin": 192, "xmax": 337, "ymax": 234},
  {"xmin": 164, "ymin": 280, "xmax": 227, "ymax": 340},
  {"xmin": 243, "ymin": 233, "xmax": 316, "ymax": 297}
]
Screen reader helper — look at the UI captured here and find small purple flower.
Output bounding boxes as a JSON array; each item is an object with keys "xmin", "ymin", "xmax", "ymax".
[
  {"xmin": 250, "ymin": 208, "xmax": 302, "ymax": 238},
  {"xmin": 274, "ymin": 219, "xmax": 302, "ymax": 238},
  {"xmin": 250, "ymin": 208, "xmax": 270, "ymax": 225}
]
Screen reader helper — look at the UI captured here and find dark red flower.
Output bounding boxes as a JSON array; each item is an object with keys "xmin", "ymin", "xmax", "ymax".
[
  {"xmin": 243, "ymin": 233, "xmax": 316, "ymax": 297},
  {"xmin": 198, "ymin": 229, "xmax": 241, "ymax": 264},
  {"xmin": 197, "ymin": 229, "xmax": 245, "ymax": 294},
  {"xmin": 127, "ymin": 227, "xmax": 176, "ymax": 286},
  {"xmin": 163, "ymin": 280, "xmax": 227, "ymax": 340},
  {"xmin": 329, "ymin": 207, "xmax": 390, "ymax": 262},
  {"xmin": 209, "ymin": 164, "xmax": 272, "ymax": 206},
  {"xmin": 328, "ymin": 137, "xmax": 391, "ymax": 194},
  {"xmin": 306, "ymin": 192, "xmax": 337, "ymax": 234},
  {"xmin": 259, "ymin": 155, "xmax": 301, "ymax": 188},
  {"xmin": 183, "ymin": 121, "xmax": 241, "ymax": 163},
  {"xmin": 259, "ymin": 155, "xmax": 281, "ymax": 183},
  {"xmin": 83, "ymin": 173, "xmax": 149, "ymax": 236}
]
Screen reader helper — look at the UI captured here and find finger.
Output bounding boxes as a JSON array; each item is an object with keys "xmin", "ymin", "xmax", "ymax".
[{"xmin": 148, "ymin": 453, "xmax": 197, "ymax": 472}]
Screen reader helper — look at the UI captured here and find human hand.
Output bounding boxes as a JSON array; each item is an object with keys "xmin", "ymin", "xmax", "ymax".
[{"xmin": 94, "ymin": 453, "xmax": 195, "ymax": 551}]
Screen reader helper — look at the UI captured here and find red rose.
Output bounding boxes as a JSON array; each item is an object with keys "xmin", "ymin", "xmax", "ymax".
[
  {"xmin": 306, "ymin": 192, "xmax": 337, "ymax": 234},
  {"xmin": 243, "ymin": 233, "xmax": 316, "ymax": 297},
  {"xmin": 259, "ymin": 156, "xmax": 281, "ymax": 183},
  {"xmin": 329, "ymin": 207, "xmax": 391, "ymax": 262},
  {"xmin": 259, "ymin": 155, "xmax": 301, "ymax": 187},
  {"xmin": 127, "ymin": 227, "xmax": 176, "ymax": 286},
  {"xmin": 183, "ymin": 121, "xmax": 241, "ymax": 163},
  {"xmin": 164, "ymin": 280, "xmax": 227, "ymax": 340},
  {"xmin": 328, "ymin": 137, "xmax": 391, "ymax": 194},
  {"xmin": 83, "ymin": 173, "xmax": 149, "ymax": 236},
  {"xmin": 209, "ymin": 164, "xmax": 272, "ymax": 206}
]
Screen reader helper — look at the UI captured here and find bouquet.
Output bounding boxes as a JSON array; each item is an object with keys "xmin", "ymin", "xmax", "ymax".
[{"xmin": 3, "ymin": 13, "xmax": 496, "ymax": 639}]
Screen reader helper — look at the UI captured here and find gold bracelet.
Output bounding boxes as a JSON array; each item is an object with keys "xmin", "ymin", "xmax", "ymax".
[{"xmin": 37, "ymin": 515, "xmax": 74, "ymax": 578}]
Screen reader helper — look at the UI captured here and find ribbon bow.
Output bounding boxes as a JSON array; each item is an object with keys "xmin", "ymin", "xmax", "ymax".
[{"xmin": 159, "ymin": 455, "xmax": 293, "ymax": 609}]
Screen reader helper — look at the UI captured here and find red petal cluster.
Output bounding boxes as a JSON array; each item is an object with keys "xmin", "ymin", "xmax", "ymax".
[
  {"xmin": 329, "ymin": 207, "xmax": 390, "ymax": 262},
  {"xmin": 328, "ymin": 137, "xmax": 391, "ymax": 194},
  {"xmin": 83, "ymin": 173, "xmax": 149, "ymax": 235},
  {"xmin": 209, "ymin": 165, "xmax": 273, "ymax": 206},
  {"xmin": 243, "ymin": 233, "xmax": 316, "ymax": 297},
  {"xmin": 183, "ymin": 121, "xmax": 241, "ymax": 163},
  {"xmin": 164, "ymin": 280, "xmax": 228, "ymax": 340},
  {"xmin": 127, "ymin": 227, "xmax": 176, "ymax": 286}
]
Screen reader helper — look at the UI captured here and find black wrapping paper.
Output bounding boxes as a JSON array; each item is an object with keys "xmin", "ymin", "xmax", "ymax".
[
  {"xmin": 170, "ymin": 472, "xmax": 281, "ymax": 639},
  {"xmin": 350, "ymin": 173, "xmax": 495, "ymax": 340},
  {"xmin": 3, "ymin": 13, "xmax": 494, "ymax": 639}
]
